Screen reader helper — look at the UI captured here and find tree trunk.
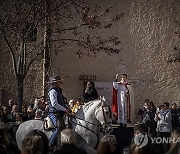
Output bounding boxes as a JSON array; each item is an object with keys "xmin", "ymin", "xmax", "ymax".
[
  {"xmin": 42, "ymin": 0, "xmax": 50, "ymax": 97},
  {"xmin": 17, "ymin": 77, "xmax": 24, "ymax": 113}
]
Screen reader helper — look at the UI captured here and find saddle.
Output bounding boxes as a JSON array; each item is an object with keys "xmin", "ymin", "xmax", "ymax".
[
  {"xmin": 43, "ymin": 116, "xmax": 55, "ymax": 130},
  {"xmin": 43, "ymin": 113, "xmax": 72, "ymax": 130}
]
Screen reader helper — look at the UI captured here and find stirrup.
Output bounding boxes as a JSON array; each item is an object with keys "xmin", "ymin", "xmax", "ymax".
[{"xmin": 49, "ymin": 145, "xmax": 56, "ymax": 153}]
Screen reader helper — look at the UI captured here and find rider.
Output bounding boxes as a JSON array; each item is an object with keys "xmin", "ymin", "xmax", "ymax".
[{"xmin": 47, "ymin": 75, "xmax": 71, "ymax": 146}]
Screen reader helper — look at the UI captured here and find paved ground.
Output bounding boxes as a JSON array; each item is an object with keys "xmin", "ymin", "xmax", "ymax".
[{"xmin": 111, "ymin": 124, "xmax": 134, "ymax": 154}]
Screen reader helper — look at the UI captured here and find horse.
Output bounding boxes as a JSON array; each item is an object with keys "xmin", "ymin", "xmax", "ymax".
[{"xmin": 16, "ymin": 97, "xmax": 113, "ymax": 154}]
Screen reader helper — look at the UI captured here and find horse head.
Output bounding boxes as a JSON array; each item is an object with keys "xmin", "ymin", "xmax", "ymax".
[{"xmin": 95, "ymin": 96, "xmax": 113, "ymax": 133}]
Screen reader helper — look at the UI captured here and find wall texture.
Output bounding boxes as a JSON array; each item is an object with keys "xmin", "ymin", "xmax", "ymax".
[
  {"xmin": 0, "ymin": 0, "xmax": 180, "ymax": 123},
  {"xmin": 51, "ymin": 0, "xmax": 180, "ymax": 122}
]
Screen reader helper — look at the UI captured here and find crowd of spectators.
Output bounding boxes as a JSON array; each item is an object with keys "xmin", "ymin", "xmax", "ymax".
[
  {"xmin": 137, "ymin": 99, "xmax": 180, "ymax": 154},
  {"xmin": 0, "ymin": 97, "xmax": 106, "ymax": 154},
  {"xmin": 0, "ymin": 97, "xmax": 179, "ymax": 154},
  {"xmin": 0, "ymin": 96, "xmax": 85, "ymax": 125}
]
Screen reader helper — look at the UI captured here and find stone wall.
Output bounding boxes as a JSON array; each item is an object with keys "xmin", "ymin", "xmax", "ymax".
[
  {"xmin": 50, "ymin": 0, "xmax": 180, "ymax": 123},
  {"xmin": 127, "ymin": 0, "xmax": 180, "ymax": 109}
]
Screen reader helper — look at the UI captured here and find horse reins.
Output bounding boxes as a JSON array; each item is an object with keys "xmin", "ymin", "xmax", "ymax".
[
  {"xmin": 72, "ymin": 115, "xmax": 99, "ymax": 127},
  {"xmin": 101, "ymin": 105, "xmax": 113, "ymax": 125},
  {"xmin": 70, "ymin": 115, "xmax": 100, "ymax": 148}
]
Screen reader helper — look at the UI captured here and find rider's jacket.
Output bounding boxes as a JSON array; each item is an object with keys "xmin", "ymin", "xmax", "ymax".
[{"xmin": 48, "ymin": 87, "xmax": 68, "ymax": 115}]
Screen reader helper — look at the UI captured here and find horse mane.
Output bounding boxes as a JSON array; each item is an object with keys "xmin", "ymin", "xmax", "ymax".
[{"xmin": 81, "ymin": 100, "xmax": 101, "ymax": 113}]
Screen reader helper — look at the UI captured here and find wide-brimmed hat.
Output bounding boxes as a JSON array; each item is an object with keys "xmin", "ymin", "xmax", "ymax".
[{"xmin": 48, "ymin": 75, "xmax": 62, "ymax": 83}]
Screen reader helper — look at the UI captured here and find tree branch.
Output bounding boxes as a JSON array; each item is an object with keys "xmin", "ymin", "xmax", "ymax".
[
  {"xmin": 58, "ymin": 23, "xmax": 88, "ymax": 33},
  {"xmin": 23, "ymin": 41, "xmax": 27, "ymax": 76},
  {"xmin": 0, "ymin": 2, "xmax": 17, "ymax": 27},
  {"xmin": 50, "ymin": 38, "xmax": 120, "ymax": 53},
  {"xmin": 25, "ymin": 0, "xmax": 67, "ymax": 40},
  {"xmin": 2, "ymin": 29, "xmax": 18, "ymax": 77},
  {"xmin": 17, "ymin": 42, "xmax": 23, "ymax": 76},
  {"xmin": 24, "ymin": 48, "xmax": 43, "ymax": 76}
]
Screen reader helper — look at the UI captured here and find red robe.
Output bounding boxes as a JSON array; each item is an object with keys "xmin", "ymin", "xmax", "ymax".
[{"xmin": 112, "ymin": 82, "xmax": 131, "ymax": 124}]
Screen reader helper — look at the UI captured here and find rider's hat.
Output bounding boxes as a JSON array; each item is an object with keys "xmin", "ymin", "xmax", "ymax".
[{"xmin": 48, "ymin": 75, "xmax": 62, "ymax": 83}]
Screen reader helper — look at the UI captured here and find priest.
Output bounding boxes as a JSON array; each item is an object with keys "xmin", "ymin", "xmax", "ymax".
[{"xmin": 112, "ymin": 73, "xmax": 131, "ymax": 127}]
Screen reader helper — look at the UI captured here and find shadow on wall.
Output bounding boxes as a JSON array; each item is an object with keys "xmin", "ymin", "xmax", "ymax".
[{"xmin": 0, "ymin": 89, "xmax": 18, "ymax": 106}]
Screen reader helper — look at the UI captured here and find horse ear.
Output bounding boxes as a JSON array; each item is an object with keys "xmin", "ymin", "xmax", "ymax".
[
  {"xmin": 100, "ymin": 96, "xmax": 102, "ymax": 101},
  {"xmin": 100, "ymin": 96, "xmax": 105, "ymax": 101},
  {"xmin": 102, "ymin": 96, "xmax": 106, "ymax": 101},
  {"xmin": 101, "ymin": 96, "xmax": 106, "ymax": 106}
]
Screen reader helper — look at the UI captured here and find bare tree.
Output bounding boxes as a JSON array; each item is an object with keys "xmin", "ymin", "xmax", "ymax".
[
  {"xmin": 49, "ymin": 0, "xmax": 123, "ymax": 57},
  {"xmin": 0, "ymin": 0, "xmax": 123, "ymax": 112},
  {"xmin": 0, "ymin": 0, "xmax": 51, "ymax": 111}
]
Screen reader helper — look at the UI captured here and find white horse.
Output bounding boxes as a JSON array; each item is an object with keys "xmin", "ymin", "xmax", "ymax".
[{"xmin": 16, "ymin": 97, "xmax": 113, "ymax": 154}]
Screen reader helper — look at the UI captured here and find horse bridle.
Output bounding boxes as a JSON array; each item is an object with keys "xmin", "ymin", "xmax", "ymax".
[{"xmin": 100, "ymin": 104, "xmax": 112, "ymax": 132}]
